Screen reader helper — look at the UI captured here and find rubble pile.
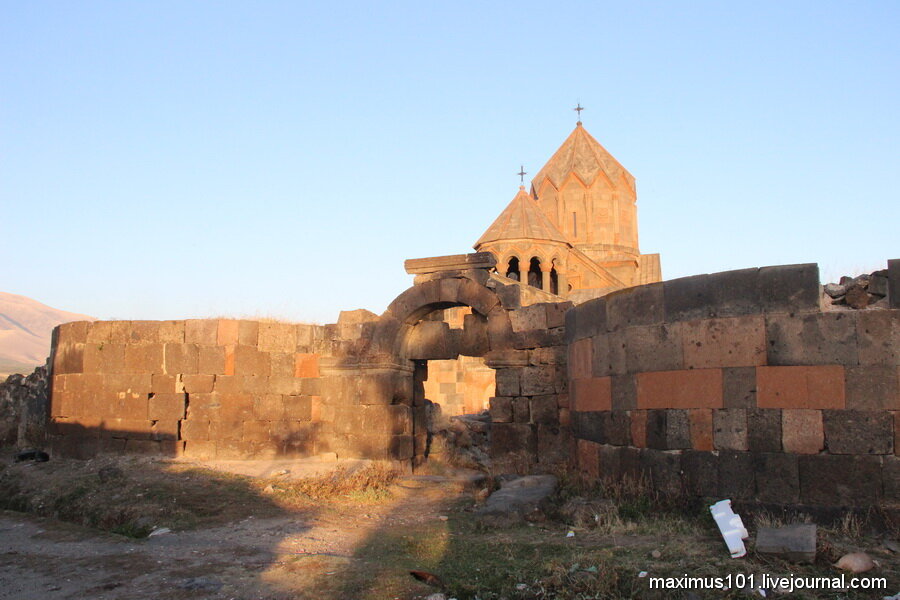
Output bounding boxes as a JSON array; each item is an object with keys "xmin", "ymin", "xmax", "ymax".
[{"xmin": 823, "ymin": 269, "xmax": 890, "ymax": 309}]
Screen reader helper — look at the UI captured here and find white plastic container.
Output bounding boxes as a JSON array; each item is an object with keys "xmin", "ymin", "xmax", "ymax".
[{"xmin": 709, "ymin": 499, "xmax": 749, "ymax": 558}]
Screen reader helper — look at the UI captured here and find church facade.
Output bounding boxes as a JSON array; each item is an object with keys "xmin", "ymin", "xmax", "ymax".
[{"xmin": 475, "ymin": 121, "xmax": 661, "ymax": 303}]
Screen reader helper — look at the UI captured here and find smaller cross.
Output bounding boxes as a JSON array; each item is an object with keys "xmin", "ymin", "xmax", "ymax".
[
  {"xmin": 517, "ymin": 165, "xmax": 527, "ymax": 184},
  {"xmin": 574, "ymin": 102, "xmax": 584, "ymax": 122}
]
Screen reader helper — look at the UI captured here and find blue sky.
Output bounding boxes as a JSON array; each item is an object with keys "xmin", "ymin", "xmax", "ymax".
[{"xmin": 2, "ymin": 1, "xmax": 898, "ymax": 323}]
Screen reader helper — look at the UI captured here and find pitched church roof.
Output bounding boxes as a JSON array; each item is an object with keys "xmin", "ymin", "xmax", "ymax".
[
  {"xmin": 530, "ymin": 122, "xmax": 634, "ymax": 194},
  {"xmin": 475, "ymin": 187, "xmax": 570, "ymax": 247}
]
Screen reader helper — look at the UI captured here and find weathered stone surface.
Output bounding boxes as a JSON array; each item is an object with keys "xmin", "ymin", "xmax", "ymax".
[
  {"xmin": 845, "ymin": 365, "xmax": 899, "ymax": 410},
  {"xmin": 572, "ymin": 411, "xmax": 604, "ymax": 444},
  {"xmin": 491, "ymin": 422, "xmax": 536, "ymax": 457},
  {"xmin": 185, "ymin": 320, "xmax": 218, "ymax": 346},
  {"xmin": 568, "ymin": 338, "xmax": 592, "ymax": 380},
  {"xmin": 824, "ymin": 410, "xmax": 893, "ymax": 454},
  {"xmin": 780, "ymin": 409, "xmax": 823, "ymax": 454},
  {"xmin": 718, "ymin": 451, "xmax": 755, "ymax": 500},
  {"xmin": 489, "ymin": 396, "xmax": 513, "ymax": 423},
  {"xmin": 646, "ymin": 409, "xmax": 690, "ymax": 450},
  {"xmin": 756, "ymin": 524, "xmax": 817, "ymax": 563},
  {"xmin": 757, "ymin": 365, "xmax": 845, "ymax": 409},
  {"xmin": 682, "ymin": 450, "xmax": 718, "ymax": 496},
  {"xmin": 713, "ymin": 409, "xmax": 748, "ymax": 451},
  {"xmin": 663, "ymin": 274, "xmax": 717, "ymax": 322},
  {"xmin": 759, "ymin": 264, "xmax": 820, "ymax": 314},
  {"xmin": 639, "ymin": 448, "xmax": 682, "ymax": 495},
  {"xmin": 611, "ymin": 374, "xmax": 636, "ymax": 410},
  {"xmin": 605, "ymin": 283, "xmax": 664, "ymax": 330},
  {"xmin": 889, "ymin": 259, "xmax": 900, "ymax": 309},
  {"xmin": 723, "ymin": 367, "xmax": 756, "ymax": 408},
  {"xmin": 529, "ymin": 395, "xmax": 558, "ymax": 425},
  {"xmin": 475, "ymin": 475, "xmax": 557, "ymax": 525},
  {"xmin": 575, "ymin": 298, "xmax": 608, "ymax": 340},
  {"xmin": 747, "ymin": 408, "xmax": 781, "ymax": 452},
  {"xmin": 406, "ymin": 321, "xmax": 458, "ymax": 360},
  {"xmin": 766, "ymin": 312, "xmax": 858, "ymax": 366},
  {"xmin": 405, "ymin": 252, "xmax": 496, "ymax": 274},
  {"xmin": 509, "ymin": 304, "xmax": 548, "ymax": 333},
  {"xmin": 625, "ymin": 323, "xmax": 683, "ymax": 373},
  {"xmin": 753, "ymin": 453, "xmax": 799, "ymax": 504},
  {"xmin": 856, "ymin": 311, "xmax": 899, "ymax": 365},
  {"xmin": 799, "ymin": 455, "xmax": 882, "ymax": 506},
  {"xmin": 604, "ymin": 410, "xmax": 632, "ymax": 446},
  {"xmin": 520, "ymin": 366, "xmax": 557, "ymax": 396},
  {"xmin": 682, "ymin": 316, "xmax": 766, "ymax": 369},
  {"xmin": 495, "ymin": 369, "xmax": 520, "ymax": 396},
  {"xmin": 636, "ymin": 369, "xmax": 723, "ymax": 409}
]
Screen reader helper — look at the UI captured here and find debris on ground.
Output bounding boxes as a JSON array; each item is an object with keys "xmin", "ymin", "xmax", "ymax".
[
  {"xmin": 709, "ymin": 499, "xmax": 748, "ymax": 558},
  {"xmin": 756, "ymin": 524, "xmax": 817, "ymax": 563},
  {"xmin": 14, "ymin": 449, "xmax": 49, "ymax": 463},
  {"xmin": 410, "ymin": 570, "xmax": 444, "ymax": 588},
  {"xmin": 475, "ymin": 474, "xmax": 557, "ymax": 526},
  {"xmin": 835, "ymin": 552, "xmax": 877, "ymax": 573}
]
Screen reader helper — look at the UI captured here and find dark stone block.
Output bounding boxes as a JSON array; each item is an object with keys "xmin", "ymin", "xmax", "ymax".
[
  {"xmin": 756, "ymin": 524, "xmax": 816, "ymax": 563},
  {"xmin": 663, "ymin": 274, "xmax": 717, "ymax": 322},
  {"xmin": 845, "ymin": 366, "xmax": 899, "ymax": 410},
  {"xmin": 823, "ymin": 410, "xmax": 893, "ymax": 454},
  {"xmin": 564, "ymin": 306, "xmax": 579, "ymax": 344},
  {"xmin": 889, "ymin": 259, "xmax": 900, "ymax": 309},
  {"xmin": 598, "ymin": 444, "xmax": 623, "ymax": 480},
  {"xmin": 766, "ymin": 312, "xmax": 859, "ymax": 366},
  {"xmin": 573, "ymin": 411, "xmax": 605, "ymax": 444},
  {"xmin": 512, "ymin": 397, "xmax": 530, "ymax": 423},
  {"xmin": 577, "ymin": 298, "xmax": 608, "ymax": 339},
  {"xmin": 646, "ymin": 409, "xmax": 690, "ymax": 450},
  {"xmin": 799, "ymin": 455, "xmax": 882, "ymax": 506},
  {"xmin": 718, "ymin": 451, "xmax": 755, "ymax": 500},
  {"xmin": 646, "ymin": 410, "xmax": 667, "ymax": 450},
  {"xmin": 619, "ymin": 447, "xmax": 642, "ymax": 481},
  {"xmin": 639, "ymin": 448, "xmax": 682, "ymax": 496},
  {"xmin": 759, "ymin": 263, "xmax": 820, "ymax": 314},
  {"xmin": 611, "ymin": 374, "xmax": 637, "ymax": 410},
  {"xmin": 605, "ymin": 411, "xmax": 632, "ymax": 446},
  {"xmin": 491, "ymin": 423, "xmax": 536, "ymax": 456},
  {"xmin": 682, "ymin": 450, "xmax": 718, "ymax": 497},
  {"xmin": 529, "ymin": 395, "xmax": 558, "ymax": 425},
  {"xmin": 495, "ymin": 283, "xmax": 522, "ymax": 310},
  {"xmin": 856, "ymin": 311, "xmax": 899, "ymax": 366},
  {"xmin": 709, "ymin": 268, "xmax": 762, "ymax": 317},
  {"xmin": 624, "ymin": 323, "xmax": 684, "ymax": 373},
  {"xmin": 723, "ymin": 367, "xmax": 757, "ymax": 408},
  {"xmin": 884, "ymin": 456, "xmax": 900, "ymax": 501},
  {"xmin": 753, "ymin": 453, "xmax": 799, "ymax": 504},
  {"xmin": 713, "ymin": 409, "xmax": 748, "ymax": 451},
  {"xmin": 495, "ymin": 369, "xmax": 521, "ymax": 396},
  {"xmin": 748, "ymin": 408, "xmax": 782, "ymax": 452},
  {"xmin": 606, "ymin": 282, "xmax": 664, "ymax": 331},
  {"xmin": 489, "ymin": 396, "xmax": 513, "ymax": 423}
]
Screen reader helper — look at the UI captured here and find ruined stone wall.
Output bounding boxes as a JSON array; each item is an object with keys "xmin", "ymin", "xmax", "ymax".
[
  {"xmin": 49, "ymin": 319, "xmax": 336, "ymax": 459},
  {"xmin": 422, "ymin": 357, "xmax": 494, "ymax": 416},
  {"xmin": 0, "ymin": 363, "xmax": 50, "ymax": 448},
  {"xmin": 569, "ymin": 259, "xmax": 900, "ymax": 509}
]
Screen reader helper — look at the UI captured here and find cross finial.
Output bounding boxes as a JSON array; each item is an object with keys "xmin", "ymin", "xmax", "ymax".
[
  {"xmin": 517, "ymin": 165, "xmax": 527, "ymax": 185},
  {"xmin": 574, "ymin": 102, "xmax": 584, "ymax": 123}
]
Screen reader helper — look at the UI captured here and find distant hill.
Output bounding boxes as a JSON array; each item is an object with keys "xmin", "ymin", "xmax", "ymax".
[{"xmin": 0, "ymin": 292, "xmax": 94, "ymax": 378}]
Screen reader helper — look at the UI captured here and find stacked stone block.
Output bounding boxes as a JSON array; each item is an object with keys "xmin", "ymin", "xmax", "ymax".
[
  {"xmin": 569, "ymin": 261, "xmax": 900, "ymax": 508},
  {"xmin": 49, "ymin": 319, "xmax": 328, "ymax": 459}
]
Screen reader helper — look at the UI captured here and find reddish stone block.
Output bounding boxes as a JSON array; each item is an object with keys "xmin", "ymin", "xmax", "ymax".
[
  {"xmin": 238, "ymin": 320, "xmax": 259, "ymax": 346},
  {"xmin": 233, "ymin": 345, "xmax": 269, "ymax": 376},
  {"xmin": 243, "ymin": 420, "xmax": 271, "ymax": 442},
  {"xmin": 185, "ymin": 393, "xmax": 219, "ymax": 420},
  {"xmin": 224, "ymin": 346, "xmax": 236, "ymax": 376},
  {"xmin": 151, "ymin": 373, "xmax": 182, "ymax": 394},
  {"xmin": 293, "ymin": 353, "xmax": 320, "ymax": 379},
  {"xmin": 163, "ymin": 344, "xmax": 200, "ymax": 375},
  {"xmin": 217, "ymin": 319, "xmax": 240, "ymax": 346},
  {"xmin": 157, "ymin": 321, "xmax": 185, "ymax": 343},
  {"xmin": 53, "ymin": 342, "xmax": 85, "ymax": 375},
  {"xmin": 183, "ymin": 440, "xmax": 216, "ymax": 459},
  {"xmin": 185, "ymin": 320, "xmax": 218, "ymax": 345},
  {"xmin": 151, "ymin": 420, "xmax": 179, "ymax": 441},
  {"xmin": 636, "ymin": 369, "xmax": 723, "ymax": 409},
  {"xmin": 568, "ymin": 338, "xmax": 592, "ymax": 380},
  {"xmin": 682, "ymin": 315, "xmax": 766, "ymax": 369},
  {"xmin": 218, "ymin": 393, "xmax": 254, "ymax": 421},
  {"xmin": 572, "ymin": 377, "xmax": 612, "ymax": 412},
  {"xmin": 283, "ymin": 395, "xmax": 313, "ymax": 421},
  {"xmin": 269, "ymin": 352, "xmax": 294, "ymax": 377},
  {"xmin": 182, "ymin": 374, "xmax": 215, "ymax": 394},
  {"xmin": 577, "ymin": 439, "xmax": 600, "ymax": 479},
  {"xmin": 102, "ymin": 418, "xmax": 153, "ymax": 439},
  {"xmin": 107, "ymin": 394, "xmax": 150, "ymax": 421},
  {"xmin": 259, "ymin": 322, "xmax": 297, "ymax": 353},
  {"xmin": 179, "ymin": 419, "xmax": 209, "ymax": 441},
  {"xmin": 689, "ymin": 409, "xmax": 714, "ymax": 451},
  {"xmin": 757, "ymin": 366, "xmax": 845, "ymax": 409},
  {"xmin": 149, "ymin": 393, "xmax": 186, "ymax": 420},
  {"xmin": 208, "ymin": 420, "xmax": 244, "ymax": 442},
  {"xmin": 198, "ymin": 345, "xmax": 226, "ymax": 375},
  {"xmin": 241, "ymin": 375, "xmax": 269, "ymax": 395},
  {"xmin": 51, "ymin": 390, "xmax": 81, "ymax": 418},
  {"xmin": 630, "ymin": 410, "xmax": 648, "ymax": 448},
  {"xmin": 254, "ymin": 394, "xmax": 284, "ymax": 420},
  {"xmin": 57, "ymin": 321, "xmax": 91, "ymax": 344},
  {"xmin": 782, "ymin": 409, "xmax": 824, "ymax": 454}
]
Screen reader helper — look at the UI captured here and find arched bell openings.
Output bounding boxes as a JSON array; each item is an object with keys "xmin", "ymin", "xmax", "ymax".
[
  {"xmin": 528, "ymin": 257, "xmax": 542, "ymax": 289},
  {"xmin": 506, "ymin": 256, "xmax": 520, "ymax": 281}
]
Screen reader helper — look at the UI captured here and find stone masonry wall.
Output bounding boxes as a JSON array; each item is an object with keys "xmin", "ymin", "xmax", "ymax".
[
  {"xmin": 0, "ymin": 363, "xmax": 50, "ymax": 448},
  {"xmin": 50, "ymin": 319, "xmax": 332, "ymax": 459},
  {"xmin": 569, "ymin": 260, "xmax": 900, "ymax": 509}
]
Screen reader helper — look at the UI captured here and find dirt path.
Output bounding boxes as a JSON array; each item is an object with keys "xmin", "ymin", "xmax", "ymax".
[{"xmin": 0, "ymin": 475, "xmax": 470, "ymax": 600}]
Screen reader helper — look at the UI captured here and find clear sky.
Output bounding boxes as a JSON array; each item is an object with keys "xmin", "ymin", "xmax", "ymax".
[{"xmin": 2, "ymin": 1, "xmax": 898, "ymax": 323}]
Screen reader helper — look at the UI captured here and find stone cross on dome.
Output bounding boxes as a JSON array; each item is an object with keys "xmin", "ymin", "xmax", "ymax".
[
  {"xmin": 517, "ymin": 165, "xmax": 527, "ymax": 186},
  {"xmin": 574, "ymin": 103, "xmax": 584, "ymax": 123}
]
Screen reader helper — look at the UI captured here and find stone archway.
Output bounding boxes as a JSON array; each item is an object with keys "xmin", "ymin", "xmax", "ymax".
[{"xmin": 351, "ymin": 253, "xmax": 572, "ymax": 472}]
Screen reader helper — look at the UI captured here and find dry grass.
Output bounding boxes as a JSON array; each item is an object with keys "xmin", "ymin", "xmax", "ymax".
[{"xmin": 262, "ymin": 463, "xmax": 400, "ymax": 505}]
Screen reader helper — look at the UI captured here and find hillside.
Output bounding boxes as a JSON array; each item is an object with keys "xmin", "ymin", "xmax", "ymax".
[{"xmin": 0, "ymin": 292, "xmax": 94, "ymax": 377}]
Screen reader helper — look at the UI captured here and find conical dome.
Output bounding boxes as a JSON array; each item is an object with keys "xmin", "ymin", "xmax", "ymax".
[
  {"xmin": 475, "ymin": 187, "xmax": 569, "ymax": 248},
  {"xmin": 530, "ymin": 122, "xmax": 634, "ymax": 195}
]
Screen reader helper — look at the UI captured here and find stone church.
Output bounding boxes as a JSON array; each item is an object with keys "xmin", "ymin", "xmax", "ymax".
[{"xmin": 476, "ymin": 119, "xmax": 661, "ymax": 304}]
